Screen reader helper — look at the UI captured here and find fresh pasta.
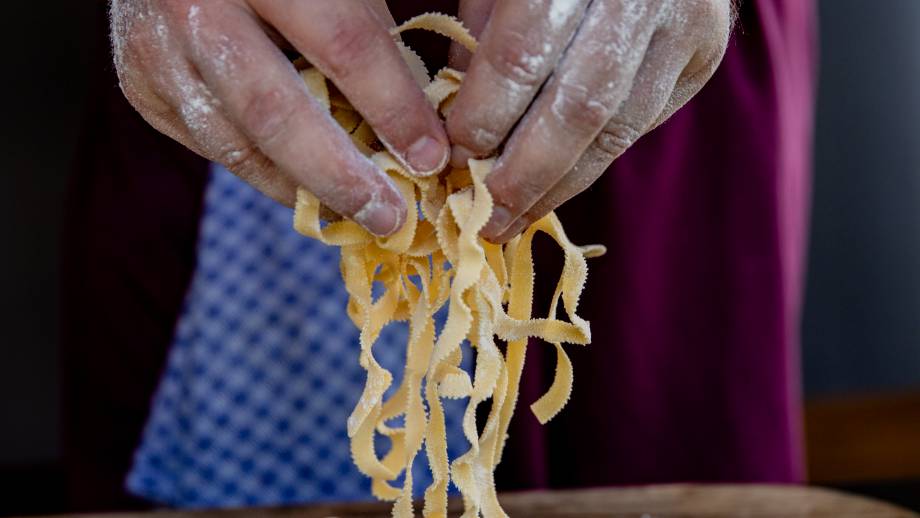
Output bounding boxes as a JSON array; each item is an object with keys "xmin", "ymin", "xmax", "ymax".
[{"xmin": 292, "ymin": 13, "xmax": 605, "ymax": 518}]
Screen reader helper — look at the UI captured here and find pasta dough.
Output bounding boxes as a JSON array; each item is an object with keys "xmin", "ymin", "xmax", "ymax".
[{"xmin": 292, "ymin": 13, "xmax": 605, "ymax": 518}]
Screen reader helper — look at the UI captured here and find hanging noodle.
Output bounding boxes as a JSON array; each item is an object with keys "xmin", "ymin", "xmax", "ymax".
[{"xmin": 292, "ymin": 13, "xmax": 605, "ymax": 518}]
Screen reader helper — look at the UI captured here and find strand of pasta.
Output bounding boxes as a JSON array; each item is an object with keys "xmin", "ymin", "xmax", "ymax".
[{"xmin": 292, "ymin": 14, "xmax": 604, "ymax": 518}]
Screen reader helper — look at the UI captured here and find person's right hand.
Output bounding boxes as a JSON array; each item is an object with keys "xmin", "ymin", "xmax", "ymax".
[{"xmin": 111, "ymin": 0, "xmax": 451, "ymax": 236}]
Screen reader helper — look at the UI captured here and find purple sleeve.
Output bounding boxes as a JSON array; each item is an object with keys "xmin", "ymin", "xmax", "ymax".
[{"xmin": 498, "ymin": 0, "xmax": 818, "ymax": 488}]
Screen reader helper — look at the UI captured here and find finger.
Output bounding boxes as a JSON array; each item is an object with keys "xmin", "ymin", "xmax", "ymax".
[
  {"xmin": 364, "ymin": 0, "xmax": 397, "ymax": 28},
  {"xmin": 448, "ymin": 0, "xmax": 497, "ymax": 71},
  {"xmin": 650, "ymin": 49, "xmax": 726, "ymax": 132},
  {"xmin": 113, "ymin": 8, "xmax": 211, "ymax": 159},
  {"xmin": 167, "ymin": 75, "xmax": 300, "ymax": 207},
  {"xmin": 490, "ymin": 145, "xmax": 610, "ymax": 244},
  {"xmin": 250, "ymin": 0, "xmax": 450, "ymax": 176},
  {"xmin": 184, "ymin": 2, "xmax": 406, "ymax": 236},
  {"xmin": 117, "ymin": 5, "xmax": 300, "ymax": 206},
  {"xmin": 480, "ymin": 0, "xmax": 659, "ymax": 240},
  {"xmin": 121, "ymin": 83, "xmax": 208, "ymax": 159},
  {"xmin": 150, "ymin": 67, "xmax": 300, "ymax": 206},
  {"xmin": 493, "ymin": 2, "xmax": 733, "ymax": 241},
  {"xmin": 446, "ymin": 0, "xmax": 591, "ymax": 167},
  {"xmin": 491, "ymin": 34, "xmax": 693, "ymax": 243},
  {"xmin": 650, "ymin": 0, "xmax": 733, "ymax": 130}
]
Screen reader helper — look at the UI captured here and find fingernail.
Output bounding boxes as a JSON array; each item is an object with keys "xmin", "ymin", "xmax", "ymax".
[
  {"xmin": 406, "ymin": 135, "xmax": 448, "ymax": 175},
  {"xmin": 450, "ymin": 144, "xmax": 479, "ymax": 169},
  {"xmin": 482, "ymin": 204, "xmax": 513, "ymax": 237},
  {"xmin": 354, "ymin": 198, "xmax": 404, "ymax": 237}
]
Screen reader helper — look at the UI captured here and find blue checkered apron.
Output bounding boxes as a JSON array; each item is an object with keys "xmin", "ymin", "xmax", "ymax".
[{"xmin": 126, "ymin": 164, "xmax": 469, "ymax": 508}]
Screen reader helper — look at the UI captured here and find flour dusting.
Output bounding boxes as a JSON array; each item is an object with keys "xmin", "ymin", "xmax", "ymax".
[
  {"xmin": 548, "ymin": 0, "xmax": 581, "ymax": 28},
  {"xmin": 187, "ymin": 4, "xmax": 201, "ymax": 39}
]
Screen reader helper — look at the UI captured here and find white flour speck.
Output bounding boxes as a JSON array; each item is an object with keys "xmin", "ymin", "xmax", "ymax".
[
  {"xmin": 212, "ymin": 34, "xmax": 240, "ymax": 79},
  {"xmin": 187, "ymin": 4, "xmax": 201, "ymax": 38},
  {"xmin": 225, "ymin": 149, "xmax": 244, "ymax": 163},
  {"xmin": 548, "ymin": 0, "xmax": 580, "ymax": 29},
  {"xmin": 519, "ymin": 52, "xmax": 545, "ymax": 72}
]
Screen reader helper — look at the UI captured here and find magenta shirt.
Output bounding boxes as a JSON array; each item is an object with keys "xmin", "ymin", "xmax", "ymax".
[
  {"xmin": 62, "ymin": 0, "xmax": 817, "ymax": 509},
  {"xmin": 496, "ymin": 0, "xmax": 817, "ymax": 488}
]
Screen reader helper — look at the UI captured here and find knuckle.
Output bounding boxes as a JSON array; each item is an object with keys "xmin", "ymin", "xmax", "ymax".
[
  {"xmin": 490, "ymin": 174, "xmax": 545, "ymax": 213},
  {"xmin": 240, "ymin": 87, "xmax": 298, "ymax": 145},
  {"xmin": 317, "ymin": 17, "xmax": 383, "ymax": 79},
  {"xmin": 119, "ymin": 24, "xmax": 158, "ymax": 65},
  {"xmin": 368, "ymin": 103, "xmax": 404, "ymax": 140},
  {"xmin": 110, "ymin": 3, "xmax": 183, "ymax": 76},
  {"xmin": 446, "ymin": 116, "xmax": 501, "ymax": 152},
  {"xmin": 320, "ymin": 172, "xmax": 373, "ymax": 216},
  {"xmin": 116, "ymin": 71, "xmax": 174, "ymax": 122},
  {"xmin": 695, "ymin": 0, "xmax": 732, "ymax": 26},
  {"xmin": 132, "ymin": 89, "xmax": 172, "ymax": 121},
  {"xmin": 232, "ymin": 158, "xmax": 290, "ymax": 203},
  {"xmin": 470, "ymin": 127, "xmax": 502, "ymax": 150},
  {"xmin": 681, "ymin": 0, "xmax": 733, "ymax": 48},
  {"xmin": 595, "ymin": 120, "xmax": 643, "ymax": 158},
  {"xmin": 550, "ymin": 81, "xmax": 615, "ymax": 133},
  {"xmin": 221, "ymin": 144, "xmax": 262, "ymax": 172},
  {"xmin": 117, "ymin": 80, "xmax": 142, "ymax": 109},
  {"xmin": 484, "ymin": 32, "xmax": 545, "ymax": 87},
  {"xmin": 159, "ymin": 0, "xmax": 195, "ymax": 22}
]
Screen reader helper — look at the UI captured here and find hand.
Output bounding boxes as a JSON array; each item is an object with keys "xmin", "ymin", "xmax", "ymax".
[
  {"xmin": 110, "ymin": 0, "xmax": 451, "ymax": 236},
  {"xmin": 447, "ymin": 0, "xmax": 733, "ymax": 242}
]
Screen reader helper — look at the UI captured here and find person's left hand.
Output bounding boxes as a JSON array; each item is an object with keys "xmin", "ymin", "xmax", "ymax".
[{"xmin": 447, "ymin": 0, "xmax": 733, "ymax": 242}]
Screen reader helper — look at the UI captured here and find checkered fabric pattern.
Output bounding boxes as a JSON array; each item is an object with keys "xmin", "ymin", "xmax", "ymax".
[{"xmin": 127, "ymin": 164, "xmax": 470, "ymax": 508}]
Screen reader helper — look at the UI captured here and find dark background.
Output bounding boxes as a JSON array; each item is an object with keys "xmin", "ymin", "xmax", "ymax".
[
  {"xmin": 1, "ymin": 3, "xmax": 101, "ymax": 468},
  {"xmin": 1, "ymin": 0, "xmax": 919, "ymax": 514},
  {"xmin": 802, "ymin": 0, "xmax": 920, "ymax": 395}
]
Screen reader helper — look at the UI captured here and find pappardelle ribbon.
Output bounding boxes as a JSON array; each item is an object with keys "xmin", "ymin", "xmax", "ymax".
[{"xmin": 292, "ymin": 13, "xmax": 605, "ymax": 518}]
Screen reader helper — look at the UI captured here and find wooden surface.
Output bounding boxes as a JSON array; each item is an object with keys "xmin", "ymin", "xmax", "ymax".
[
  {"xmin": 39, "ymin": 485, "xmax": 917, "ymax": 518},
  {"xmin": 805, "ymin": 390, "xmax": 920, "ymax": 483}
]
